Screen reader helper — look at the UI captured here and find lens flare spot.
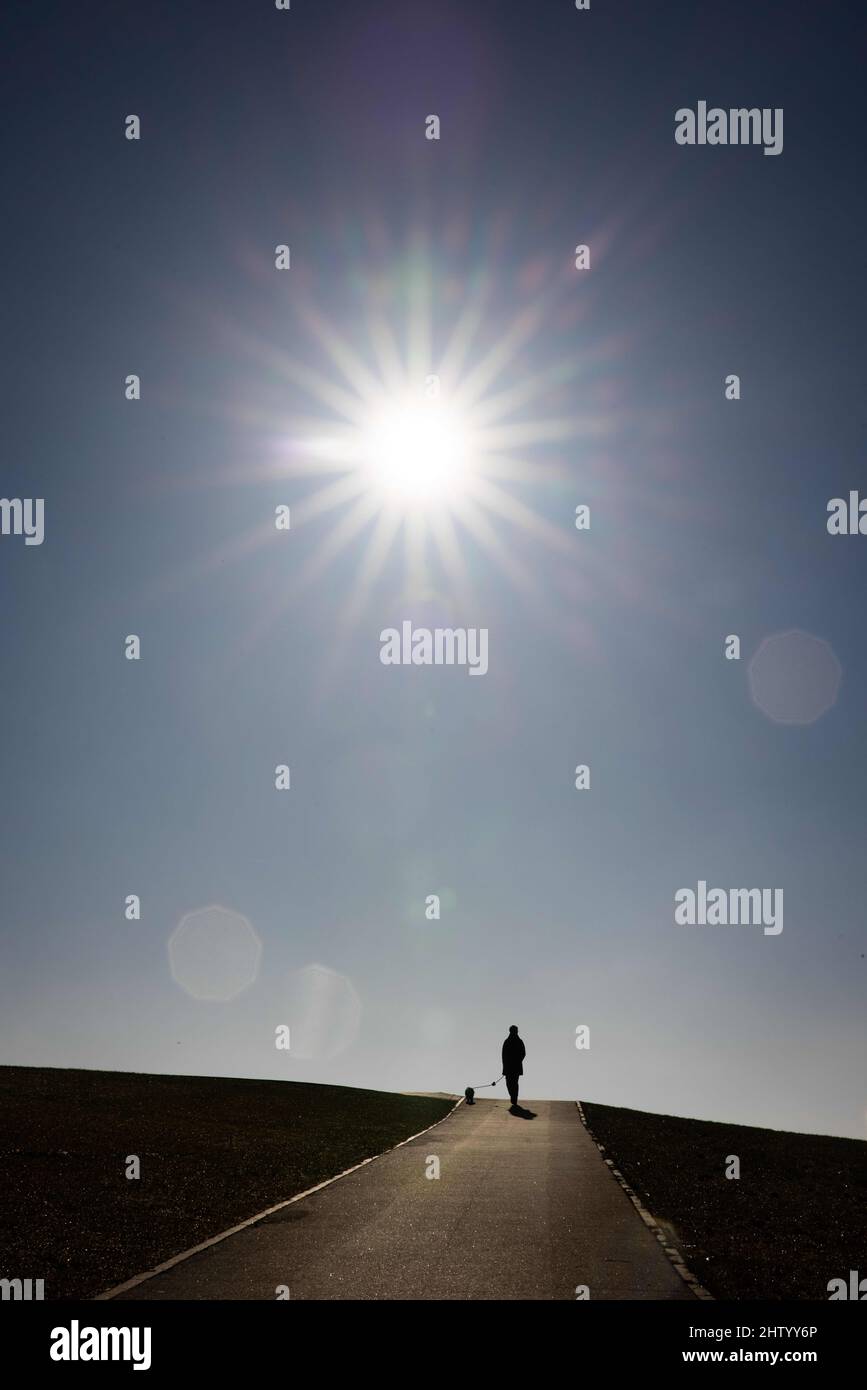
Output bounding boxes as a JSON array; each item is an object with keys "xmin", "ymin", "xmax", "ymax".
[
  {"xmin": 168, "ymin": 905, "xmax": 261, "ymax": 1002},
  {"xmin": 283, "ymin": 963, "xmax": 362, "ymax": 1060},
  {"xmin": 748, "ymin": 629, "xmax": 842, "ymax": 725}
]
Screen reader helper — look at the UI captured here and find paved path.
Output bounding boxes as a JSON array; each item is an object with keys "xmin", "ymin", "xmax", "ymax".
[{"xmin": 114, "ymin": 1099, "xmax": 695, "ymax": 1300}]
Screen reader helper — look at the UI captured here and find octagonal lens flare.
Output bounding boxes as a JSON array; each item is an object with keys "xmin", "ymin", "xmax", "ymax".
[
  {"xmin": 169, "ymin": 905, "xmax": 261, "ymax": 1002},
  {"xmin": 748, "ymin": 629, "xmax": 842, "ymax": 725}
]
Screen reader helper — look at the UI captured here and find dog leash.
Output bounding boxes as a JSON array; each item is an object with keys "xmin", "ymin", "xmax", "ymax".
[{"xmin": 468, "ymin": 1072, "xmax": 503, "ymax": 1090}]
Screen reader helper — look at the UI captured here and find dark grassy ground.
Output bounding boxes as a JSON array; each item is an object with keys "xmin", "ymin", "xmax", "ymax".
[
  {"xmin": 581, "ymin": 1100, "xmax": 867, "ymax": 1300},
  {"xmin": 0, "ymin": 1066, "xmax": 454, "ymax": 1300}
]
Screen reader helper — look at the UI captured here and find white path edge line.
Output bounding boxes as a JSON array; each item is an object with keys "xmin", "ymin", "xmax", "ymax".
[
  {"xmin": 575, "ymin": 1101, "xmax": 714, "ymax": 1302},
  {"xmin": 95, "ymin": 1097, "xmax": 465, "ymax": 1301}
]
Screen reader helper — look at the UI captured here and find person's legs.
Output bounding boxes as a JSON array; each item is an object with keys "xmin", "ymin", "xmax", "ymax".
[{"xmin": 506, "ymin": 1072, "xmax": 519, "ymax": 1107}]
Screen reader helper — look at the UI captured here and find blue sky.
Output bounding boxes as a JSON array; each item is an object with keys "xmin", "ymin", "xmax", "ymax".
[{"xmin": 2, "ymin": 0, "xmax": 865, "ymax": 1138}]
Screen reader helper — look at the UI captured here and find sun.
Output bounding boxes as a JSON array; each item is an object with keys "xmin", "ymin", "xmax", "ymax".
[
  {"xmin": 362, "ymin": 395, "xmax": 471, "ymax": 507},
  {"xmin": 165, "ymin": 237, "xmax": 618, "ymax": 643}
]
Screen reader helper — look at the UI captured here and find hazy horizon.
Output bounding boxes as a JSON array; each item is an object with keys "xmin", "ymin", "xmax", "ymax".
[{"xmin": 6, "ymin": 1060, "xmax": 863, "ymax": 1143}]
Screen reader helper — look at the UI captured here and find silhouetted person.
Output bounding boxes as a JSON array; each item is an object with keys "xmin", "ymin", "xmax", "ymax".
[{"xmin": 502, "ymin": 1025, "xmax": 525, "ymax": 1110}]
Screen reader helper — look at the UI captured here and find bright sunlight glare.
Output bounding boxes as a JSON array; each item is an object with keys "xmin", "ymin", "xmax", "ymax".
[{"xmin": 362, "ymin": 397, "xmax": 471, "ymax": 506}]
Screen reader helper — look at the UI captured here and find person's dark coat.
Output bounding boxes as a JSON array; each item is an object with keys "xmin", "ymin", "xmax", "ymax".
[{"xmin": 502, "ymin": 1032, "xmax": 525, "ymax": 1076}]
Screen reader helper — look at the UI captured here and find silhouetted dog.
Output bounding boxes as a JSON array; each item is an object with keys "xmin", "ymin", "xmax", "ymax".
[{"xmin": 464, "ymin": 1087, "xmax": 475, "ymax": 1105}]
